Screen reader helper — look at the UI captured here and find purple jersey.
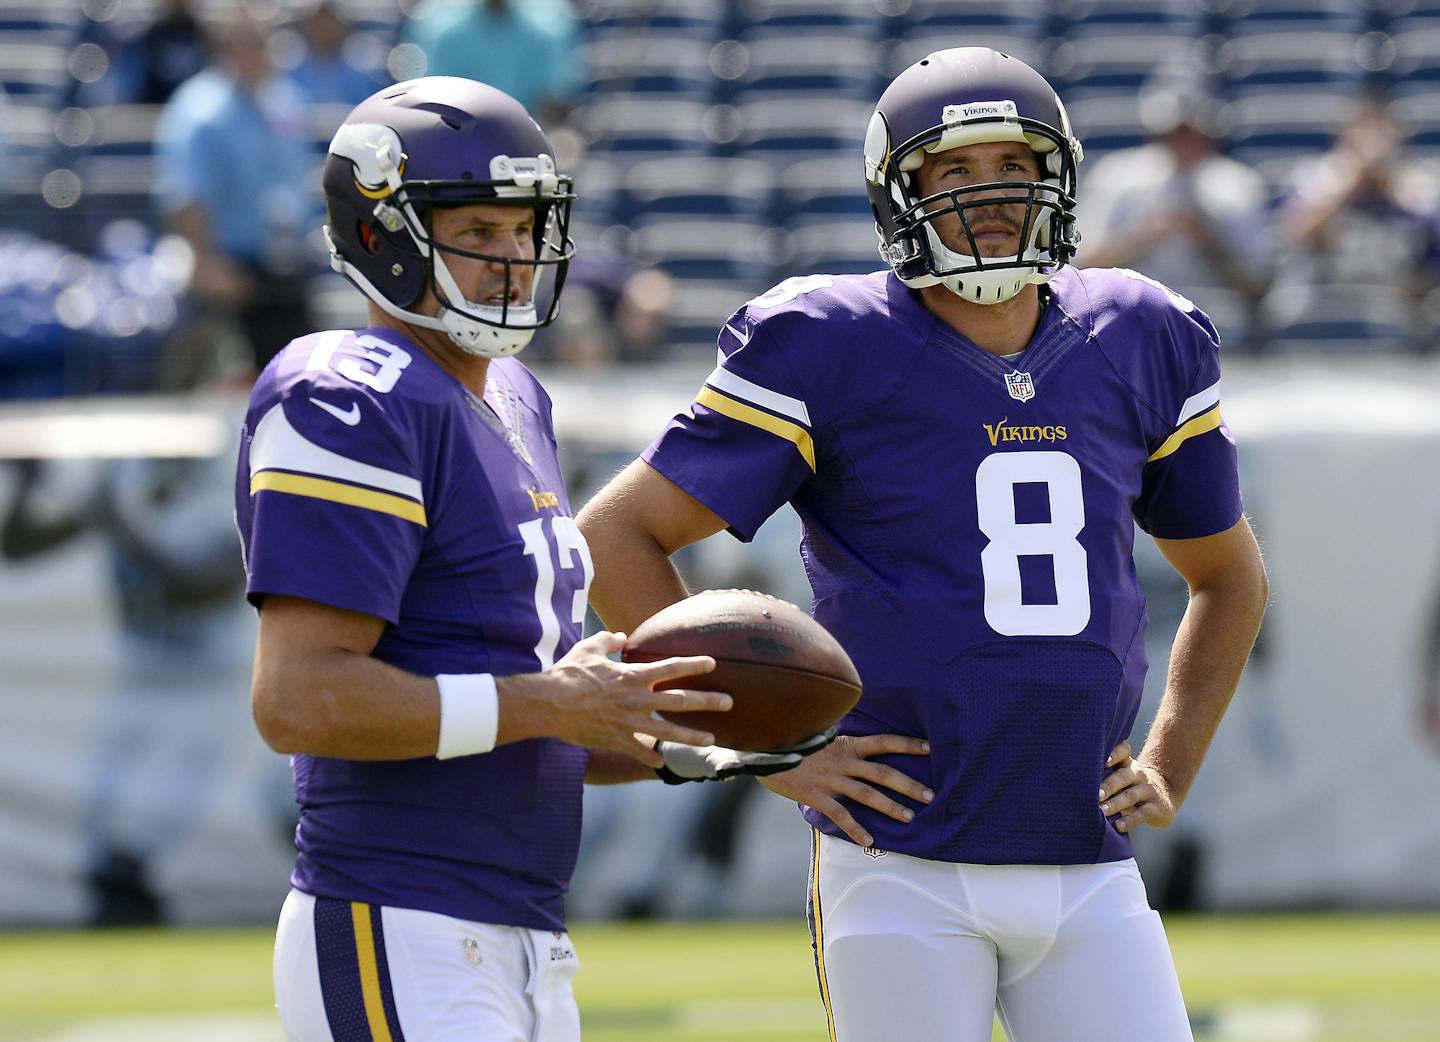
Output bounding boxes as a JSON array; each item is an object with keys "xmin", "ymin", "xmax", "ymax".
[
  {"xmin": 644, "ymin": 267, "xmax": 1241, "ymax": 866},
  {"xmin": 235, "ymin": 328, "xmax": 593, "ymax": 930}
]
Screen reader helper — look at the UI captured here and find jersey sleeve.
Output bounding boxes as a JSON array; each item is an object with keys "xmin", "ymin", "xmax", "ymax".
[
  {"xmin": 642, "ymin": 302, "xmax": 820, "ymax": 542},
  {"xmin": 1131, "ymin": 303, "xmax": 1243, "ymax": 540},
  {"xmin": 240, "ymin": 388, "xmax": 426, "ymax": 623}
]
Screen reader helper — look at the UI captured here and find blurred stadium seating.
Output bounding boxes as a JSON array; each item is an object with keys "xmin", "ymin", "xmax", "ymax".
[{"xmin": 3, "ymin": 0, "xmax": 1439, "ymax": 384}]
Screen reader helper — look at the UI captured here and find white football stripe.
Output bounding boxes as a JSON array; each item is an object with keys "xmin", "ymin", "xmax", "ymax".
[
  {"xmin": 703, "ymin": 366, "xmax": 811, "ymax": 427},
  {"xmin": 249, "ymin": 403, "xmax": 424, "ymax": 503},
  {"xmin": 1177, "ymin": 380, "xmax": 1221, "ymax": 425}
]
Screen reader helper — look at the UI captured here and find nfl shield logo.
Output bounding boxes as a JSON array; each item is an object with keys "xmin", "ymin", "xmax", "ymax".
[
  {"xmin": 461, "ymin": 937, "xmax": 482, "ymax": 967},
  {"xmin": 1005, "ymin": 370, "xmax": 1036, "ymax": 403}
]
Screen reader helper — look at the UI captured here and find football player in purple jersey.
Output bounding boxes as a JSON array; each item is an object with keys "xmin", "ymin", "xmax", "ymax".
[
  {"xmin": 235, "ymin": 78, "xmax": 826, "ymax": 1042},
  {"xmin": 579, "ymin": 49, "xmax": 1268, "ymax": 1041}
]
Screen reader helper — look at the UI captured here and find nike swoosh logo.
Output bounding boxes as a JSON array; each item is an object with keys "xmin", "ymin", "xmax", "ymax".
[
  {"xmin": 724, "ymin": 322, "xmax": 751, "ymax": 347},
  {"xmin": 310, "ymin": 397, "xmax": 361, "ymax": 425}
]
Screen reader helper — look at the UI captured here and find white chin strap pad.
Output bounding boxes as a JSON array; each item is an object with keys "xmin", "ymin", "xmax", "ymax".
[
  {"xmin": 430, "ymin": 248, "xmax": 538, "ymax": 358},
  {"xmin": 440, "ymin": 304, "xmax": 537, "ymax": 357},
  {"xmin": 917, "ymin": 216, "xmax": 1051, "ymax": 305}
]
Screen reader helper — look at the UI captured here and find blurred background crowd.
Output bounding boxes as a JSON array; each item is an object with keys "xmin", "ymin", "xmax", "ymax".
[
  {"xmin": 3, "ymin": 0, "xmax": 1440, "ymax": 399},
  {"xmin": 2, "ymin": 0, "xmax": 1440, "ymax": 933}
]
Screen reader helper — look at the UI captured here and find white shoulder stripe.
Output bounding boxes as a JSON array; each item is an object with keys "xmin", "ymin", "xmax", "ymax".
[
  {"xmin": 249, "ymin": 403, "xmax": 423, "ymax": 503},
  {"xmin": 703, "ymin": 366, "xmax": 811, "ymax": 428},
  {"xmin": 1176, "ymin": 380, "xmax": 1220, "ymax": 426}
]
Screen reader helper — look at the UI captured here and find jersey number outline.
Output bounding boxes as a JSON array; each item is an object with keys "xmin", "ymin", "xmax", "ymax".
[
  {"xmin": 745, "ymin": 274, "xmax": 835, "ymax": 310},
  {"xmin": 975, "ymin": 450, "xmax": 1091, "ymax": 636},
  {"xmin": 519, "ymin": 515, "xmax": 594, "ymax": 669}
]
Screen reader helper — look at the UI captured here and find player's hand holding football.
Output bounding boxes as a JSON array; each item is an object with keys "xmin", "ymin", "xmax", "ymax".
[
  {"xmin": 758, "ymin": 734, "xmax": 934, "ymax": 847},
  {"xmin": 514, "ymin": 630, "xmax": 730, "ymax": 768},
  {"xmin": 1097, "ymin": 740, "xmax": 1182, "ymax": 832}
]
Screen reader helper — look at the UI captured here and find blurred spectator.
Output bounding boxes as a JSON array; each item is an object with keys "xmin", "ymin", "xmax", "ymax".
[
  {"xmin": 403, "ymin": 0, "xmax": 582, "ymax": 123},
  {"xmin": 283, "ymin": 0, "xmax": 384, "ymax": 107},
  {"xmin": 1264, "ymin": 94, "xmax": 1440, "ymax": 353},
  {"xmin": 131, "ymin": 0, "xmax": 211, "ymax": 105},
  {"xmin": 74, "ymin": 0, "xmax": 211, "ymax": 107},
  {"xmin": 153, "ymin": 12, "xmax": 318, "ymax": 371},
  {"xmin": 533, "ymin": 246, "xmax": 674, "ymax": 366},
  {"xmin": 1076, "ymin": 69, "xmax": 1272, "ymax": 350},
  {"xmin": 0, "ymin": 335, "xmax": 255, "ymax": 925}
]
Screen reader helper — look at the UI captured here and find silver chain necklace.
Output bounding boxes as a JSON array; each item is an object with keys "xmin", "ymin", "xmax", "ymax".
[{"xmin": 467, "ymin": 377, "xmax": 531, "ymax": 466}]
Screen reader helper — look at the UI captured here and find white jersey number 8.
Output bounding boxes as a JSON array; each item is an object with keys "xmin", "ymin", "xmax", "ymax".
[{"xmin": 975, "ymin": 450, "xmax": 1091, "ymax": 636}]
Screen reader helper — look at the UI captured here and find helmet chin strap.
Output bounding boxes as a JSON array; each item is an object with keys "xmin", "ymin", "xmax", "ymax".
[
  {"xmin": 902, "ymin": 220, "xmax": 1053, "ymax": 306},
  {"xmin": 429, "ymin": 248, "xmax": 537, "ymax": 358},
  {"xmin": 325, "ymin": 226, "xmax": 537, "ymax": 357}
]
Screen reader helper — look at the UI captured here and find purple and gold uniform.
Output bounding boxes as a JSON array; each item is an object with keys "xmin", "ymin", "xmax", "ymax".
[
  {"xmin": 236, "ymin": 327, "xmax": 593, "ymax": 931},
  {"xmin": 644, "ymin": 266, "xmax": 1241, "ymax": 866}
]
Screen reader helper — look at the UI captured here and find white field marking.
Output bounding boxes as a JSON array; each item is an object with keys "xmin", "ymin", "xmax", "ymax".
[
  {"xmin": 32, "ymin": 1013, "xmax": 284, "ymax": 1042},
  {"xmin": 673, "ymin": 998, "xmax": 825, "ymax": 1032},
  {"xmin": 1208, "ymin": 1001, "xmax": 1324, "ymax": 1040}
]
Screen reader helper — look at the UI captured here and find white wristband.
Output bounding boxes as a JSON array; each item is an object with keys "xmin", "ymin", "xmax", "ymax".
[{"xmin": 434, "ymin": 673, "xmax": 499, "ymax": 759}]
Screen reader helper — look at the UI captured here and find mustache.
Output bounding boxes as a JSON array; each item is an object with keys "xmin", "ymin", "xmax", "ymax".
[{"xmin": 960, "ymin": 207, "xmax": 1022, "ymax": 232}]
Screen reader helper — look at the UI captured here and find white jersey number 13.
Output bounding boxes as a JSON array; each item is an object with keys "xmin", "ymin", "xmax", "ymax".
[
  {"xmin": 975, "ymin": 450, "xmax": 1091, "ymax": 636},
  {"xmin": 519, "ymin": 516, "xmax": 594, "ymax": 669}
]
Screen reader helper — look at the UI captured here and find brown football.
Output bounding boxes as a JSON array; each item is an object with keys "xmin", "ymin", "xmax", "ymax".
[{"xmin": 621, "ymin": 589, "xmax": 861, "ymax": 751}]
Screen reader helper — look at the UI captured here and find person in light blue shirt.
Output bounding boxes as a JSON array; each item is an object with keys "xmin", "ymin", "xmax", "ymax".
[
  {"xmin": 404, "ymin": 0, "xmax": 581, "ymax": 120},
  {"xmin": 153, "ymin": 12, "xmax": 318, "ymax": 368}
]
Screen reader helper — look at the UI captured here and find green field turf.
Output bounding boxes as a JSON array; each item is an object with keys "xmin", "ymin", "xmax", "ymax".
[{"xmin": 0, "ymin": 915, "xmax": 1436, "ymax": 1041}]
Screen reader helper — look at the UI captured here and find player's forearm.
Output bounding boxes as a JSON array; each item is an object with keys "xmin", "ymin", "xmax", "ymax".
[
  {"xmin": 1142, "ymin": 566, "xmax": 1267, "ymax": 806},
  {"xmin": 584, "ymin": 745, "xmax": 659, "ymax": 784},
  {"xmin": 255, "ymin": 652, "xmax": 594, "ymax": 759}
]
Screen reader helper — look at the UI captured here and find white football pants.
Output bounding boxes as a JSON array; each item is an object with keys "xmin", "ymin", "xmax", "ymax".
[
  {"xmin": 273, "ymin": 889, "xmax": 581, "ymax": 1042},
  {"xmin": 809, "ymin": 832, "xmax": 1194, "ymax": 1042}
]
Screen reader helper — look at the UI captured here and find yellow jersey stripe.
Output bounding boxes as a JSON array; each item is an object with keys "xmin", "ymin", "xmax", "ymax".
[
  {"xmin": 350, "ymin": 902, "xmax": 395, "ymax": 1042},
  {"xmin": 811, "ymin": 828, "xmax": 837, "ymax": 1042},
  {"xmin": 696, "ymin": 386, "xmax": 816, "ymax": 472},
  {"xmin": 252, "ymin": 470, "xmax": 427, "ymax": 527},
  {"xmin": 703, "ymin": 365, "xmax": 812, "ymax": 425},
  {"xmin": 1147, "ymin": 406, "xmax": 1223, "ymax": 462}
]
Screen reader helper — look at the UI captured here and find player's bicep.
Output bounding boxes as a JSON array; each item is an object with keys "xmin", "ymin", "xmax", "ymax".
[
  {"xmin": 1153, "ymin": 516, "xmax": 1264, "ymax": 593},
  {"xmin": 258, "ymin": 594, "xmax": 387, "ymax": 664},
  {"xmin": 581, "ymin": 458, "xmax": 728, "ymax": 556},
  {"xmin": 252, "ymin": 595, "xmax": 389, "ymax": 744}
]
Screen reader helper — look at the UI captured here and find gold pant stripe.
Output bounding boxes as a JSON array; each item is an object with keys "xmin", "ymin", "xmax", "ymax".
[
  {"xmin": 812, "ymin": 828, "xmax": 838, "ymax": 1041},
  {"xmin": 350, "ymin": 902, "xmax": 395, "ymax": 1042}
]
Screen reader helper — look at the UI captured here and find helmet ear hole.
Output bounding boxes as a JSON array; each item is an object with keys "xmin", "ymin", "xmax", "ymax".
[{"xmin": 357, "ymin": 221, "xmax": 383, "ymax": 255}]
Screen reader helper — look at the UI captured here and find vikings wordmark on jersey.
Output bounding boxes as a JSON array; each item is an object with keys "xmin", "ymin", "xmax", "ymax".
[
  {"xmin": 236, "ymin": 328, "xmax": 594, "ymax": 931},
  {"xmin": 644, "ymin": 265, "xmax": 1240, "ymax": 868}
]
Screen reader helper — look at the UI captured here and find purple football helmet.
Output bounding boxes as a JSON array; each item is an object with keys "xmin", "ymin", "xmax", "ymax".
[
  {"xmin": 323, "ymin": 77, "xmax": 576, "ymax": 357},
  {"xmin": 864, "ymin": 48, "xmax": 1083, "ymax": 305}
]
